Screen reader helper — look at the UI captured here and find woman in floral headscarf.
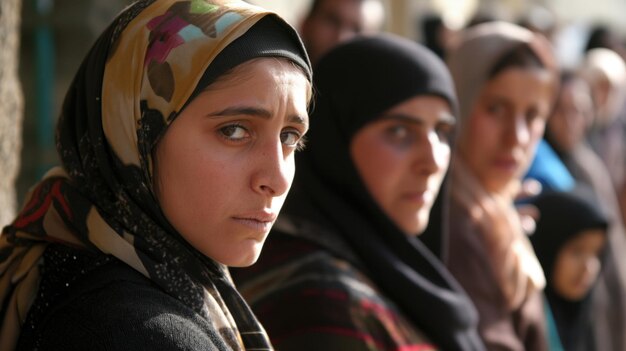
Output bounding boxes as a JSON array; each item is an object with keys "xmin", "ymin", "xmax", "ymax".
[
  {"xmin": 444, "ymin": 22, "xmax": 559, "ymax": 350},
  {"xmin": 0, "ymin": 0, "xmax": 312, "ymax": 350}
]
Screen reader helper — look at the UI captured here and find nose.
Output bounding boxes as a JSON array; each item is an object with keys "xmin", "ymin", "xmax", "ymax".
[
  {"xmin": 251, "ymin": 140, "xmax": 292, "ymax": 197},
  {"xmin": 504, "ymin": 114, "xmax": 530, "ymax": 147},
  {"xmin": 584, "ymin": 256, "xmax": 601, "ymax": 275},
  {"xmin": 414, "ymin": 130, "xmax": 449, "ymax": 176}
]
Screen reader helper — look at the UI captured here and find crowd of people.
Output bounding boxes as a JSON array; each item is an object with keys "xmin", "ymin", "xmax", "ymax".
[{"xmin": 2, "ymin": 0, "xmax": 626, "ymax": 350}]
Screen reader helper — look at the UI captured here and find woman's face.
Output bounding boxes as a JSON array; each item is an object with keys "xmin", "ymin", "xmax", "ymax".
[
  {"xmin": 547, "ymin": 79, "xmax": 594, "ymax": 152},
  {"xmin": 457, "ymin": 67, "xmax": 554, "ymax": 193},
  {"xmin": 154, "ymin": 58, "xmax": 310, "ymax": 267},
  {"xmin": 552, "ymin": 229, "xmax": 606, "ymax": 301},
  {"xmin": 350, "ymin": 95, "xmax": 454, "ymax": 235}
]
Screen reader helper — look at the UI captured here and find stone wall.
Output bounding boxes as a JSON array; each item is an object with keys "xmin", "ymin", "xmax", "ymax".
[{"xmin": 0, "ymin": 0, "xmax": 23, "ymax": 226}]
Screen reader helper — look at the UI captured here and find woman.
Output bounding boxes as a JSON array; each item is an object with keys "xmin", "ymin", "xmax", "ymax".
[
  {"xmin": 0, "ymin": 1, "xmax": 312, "ymax": 350},
  {"xmin": 232, "ymin": 34, "xmax": 485, "ymax": 351},
  {"xmin": 544, "ymin": 71, "xmax": 626, "ymax": 351},
  {"xmin": 445, "ymin": 22, "xmax": 558, "ymax": 350},
  {"xmin": 580, "ymin": 48, "xmax": 626, "ymax": 189},
  {"xmin": 530, "ymin": 188, "xmax": 609, "ymax": 351}
]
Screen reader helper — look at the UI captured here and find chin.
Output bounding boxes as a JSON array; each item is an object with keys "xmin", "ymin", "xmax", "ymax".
[
  {"xmin": 224, "ymin": 254, "xmax": 259, "ymax": 268},
  {"xmin": 225, "ymin": 245, "xmax": 264, "ymax": 268},
  {"xmin": 403, "ymin": 220, "xmax": 427, "ymax": 237}
]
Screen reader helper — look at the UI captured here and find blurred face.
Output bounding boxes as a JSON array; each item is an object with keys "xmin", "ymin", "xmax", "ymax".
[
  {"xmin": 300, "ymin": 0, "xmax": 383, "ymax": 64},
  {"xmin": 154, "ymin": 59, "xmax": 310, "ymax": 267},
  {"xmin": 350, "ymin": 96, "xmax": 454, "ymax": 235},
  {"xmin": 552, "ymin": 229, "xmax": 606, "ymax": 301},
  {"xmin": 458, "ymin": 67, "xmax": 554, "ymax": 193},
  {"xmin": 547, "ymin": 79, "xmax": 594, "ymax": 152}
]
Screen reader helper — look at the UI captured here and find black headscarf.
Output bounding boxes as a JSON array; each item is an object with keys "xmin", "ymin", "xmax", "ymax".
[
  {"xmin": 282, "ymin": 34, "xmax": 484, "ymax": 351},
  {"xmin": 530, "ymin": 188, "xmax": 609, "ymax": 350}
]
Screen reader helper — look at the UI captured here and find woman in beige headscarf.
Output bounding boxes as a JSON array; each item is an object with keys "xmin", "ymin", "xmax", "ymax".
[
  {"xmin": 581, "ymin": 48, "xmax": 626, "ymax": 190},
  {"xmin": 444, "ymin": 22, "xmax": 559, "ymax": 350}
]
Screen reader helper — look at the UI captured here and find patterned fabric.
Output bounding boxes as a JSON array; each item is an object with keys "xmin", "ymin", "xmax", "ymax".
[
  {"xmin": 232, "ymin": 221, "xmax": 438, "ymax": 351},
  {"xmin": 262, "ymin": 34, "xmax": 484, "ymax": 351},
  {"xmin": 0, "ymin": 1, "xmax": 307, "ymax": 349}
]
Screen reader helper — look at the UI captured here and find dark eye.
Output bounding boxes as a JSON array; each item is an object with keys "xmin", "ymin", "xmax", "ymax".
[
  {"xmin": 526, "ymin": 107, "xmax": 541, "ymax": 123},
  {"xmin": 487, "ymin": 102, "xmax": 507, "ymax": 118},
  {"xmin": 219, "ymin": 124, "xmax": 249, "ymax": 141},
  {"xmin": 386, "ymin": 125, "xmax": 409, "ymax": 140},
  {"xmin": 435, "ymin": 122, "xmax": 455, "ymax": 143},
  {"xmin": 281, "ymin": 130, "xmax": 305, "ymax": 150}
]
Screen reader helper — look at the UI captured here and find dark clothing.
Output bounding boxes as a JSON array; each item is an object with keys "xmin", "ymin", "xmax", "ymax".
[
  {"xmin": 17, "ymin": 245, "xmax": 234, "ymax": 351},
  {"xmin": 232, "ymin": 223, "xmax": 435, "ymax": 351},
  {"xmin": 529, "ymin": 189, "xmax": 609, "ymax": 351},
  {"xmin": 234, "ymin": 35, "xmax": 484, "ymax": 351},
  {"xmin": 549, "ymin": 141, "xmax": 626, "ymax": 351}
]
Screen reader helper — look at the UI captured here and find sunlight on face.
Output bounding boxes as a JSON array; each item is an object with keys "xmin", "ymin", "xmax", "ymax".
[
  {"xmin": 350, "ymin": 95, "xmax": 454, "ymax": 235},
  {"xmin": 552, "ymin": 229, "xmax": 606, "ymax": 301},
  {"xmin": 457, "ymin": 67, "xmax": 554, "ymax": 193},
  {"xmin": 154, "ymin": 58, "xmax": 310, "ymax": 267}
]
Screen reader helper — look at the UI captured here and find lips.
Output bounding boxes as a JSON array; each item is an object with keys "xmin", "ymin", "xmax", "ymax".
[
  {"xmin": 401, "ymin": 189, "xmax": 433, "ymax": 205},
  {"xmin": 232, "ymin": 211, "xmax": 277, "ymax": 233},
  {"xmin": 492, "ymin": 156, "xmax": 519, "ymax": 172}
]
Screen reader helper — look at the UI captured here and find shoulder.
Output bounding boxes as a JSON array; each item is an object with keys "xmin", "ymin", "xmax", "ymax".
[
  {"xmin": 30, "ymin": 261, "xmax": 226, "ymax": 351},
  {"xmin": 233, "ymin": 234, "xmax": 433, "ymax": 351}
]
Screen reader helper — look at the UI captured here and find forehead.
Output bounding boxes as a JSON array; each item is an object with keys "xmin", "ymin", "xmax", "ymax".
[{"xmin": 482, "ymin": 68, "xmax": 555, "ymax": 101}]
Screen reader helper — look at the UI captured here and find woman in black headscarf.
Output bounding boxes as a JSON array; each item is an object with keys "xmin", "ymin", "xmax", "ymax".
[
  {"xmin": 530, "ymin": 188, "xmax": 609, "ymax": 350},
  {"xmin": 232, "ymin": 34, "xmax": 484, "ymax": 351}
]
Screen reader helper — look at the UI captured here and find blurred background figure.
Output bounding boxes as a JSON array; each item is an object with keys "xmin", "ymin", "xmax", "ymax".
[
  {"xmin": 298, "ymin": 0, "xmax": 385, "ymax": 65},
  {"xmin": 545, "ymin": 69, "xmax": 626, "ymax": 351},
  {"xmin": 419, "ymin": 13, "xmax": 454, "ymax": 60},
  {"xmin": 517, "ymin": 4, "xmax": 558, "ymax": 41},
  {"xmin": 584, "ymin": 24, "xmax": 626, "ymax": 58},
  {"xmin": 579, "ymin": 48, "xmax": 626, "ymax": 220},
  {"xmin": 530, "ymin": 188, "xmax": 609, "ymax": 351}
]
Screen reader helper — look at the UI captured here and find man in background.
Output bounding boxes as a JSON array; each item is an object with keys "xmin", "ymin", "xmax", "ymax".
[{"xmin": 299, "ymin": 0, "xmax": 385, "ymax": 65}]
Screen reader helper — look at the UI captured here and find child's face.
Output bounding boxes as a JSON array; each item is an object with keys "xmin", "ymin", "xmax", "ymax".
[{"xmin": 552, "ymin": 229, "xmax": 606, "ymax": 300}]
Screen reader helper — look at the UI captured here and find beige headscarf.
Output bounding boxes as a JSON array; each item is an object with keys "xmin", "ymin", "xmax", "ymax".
[
  {"xmin": 446, "ymin": 22, "xmax": 555, "ymax": 310},
  {"xmin": 579, "ymin": 47, "xmax": 626, "ymax": 127}
]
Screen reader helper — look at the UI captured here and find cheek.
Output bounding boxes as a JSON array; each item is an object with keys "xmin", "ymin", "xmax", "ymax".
[
  {"xmin": 459, "ymin": 114, "xmax": 495, "ymax": 163},
  {"xmin": 552, "ymin": 257, "xmax": 574, "ymax": 292},
  {"xmin": 156, "ymin": 131, "xmax": 237, "ymax": 232},
  {"xmin": 352, "ymin": 140, "xmax": 403, "ymax": 204}
]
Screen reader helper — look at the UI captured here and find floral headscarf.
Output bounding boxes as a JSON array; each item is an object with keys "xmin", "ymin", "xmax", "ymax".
[{"xmin": 0, "ymin": 0, "xmax": 310, "ymax": 349}]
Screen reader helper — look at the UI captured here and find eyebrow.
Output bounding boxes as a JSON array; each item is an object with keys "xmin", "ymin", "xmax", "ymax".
[
  {"xmin": 207, "ymin": 106, "xmax": 309, "ymax": 126},
  {"xmin": 379, "ymin": 112, "xmax": 456, "ymax": 125}
]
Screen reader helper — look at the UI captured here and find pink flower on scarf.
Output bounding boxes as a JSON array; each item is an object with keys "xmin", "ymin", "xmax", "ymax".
[{"xmin": 145, "ymin": 12, "xmax": 188, "ymax": 65}]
